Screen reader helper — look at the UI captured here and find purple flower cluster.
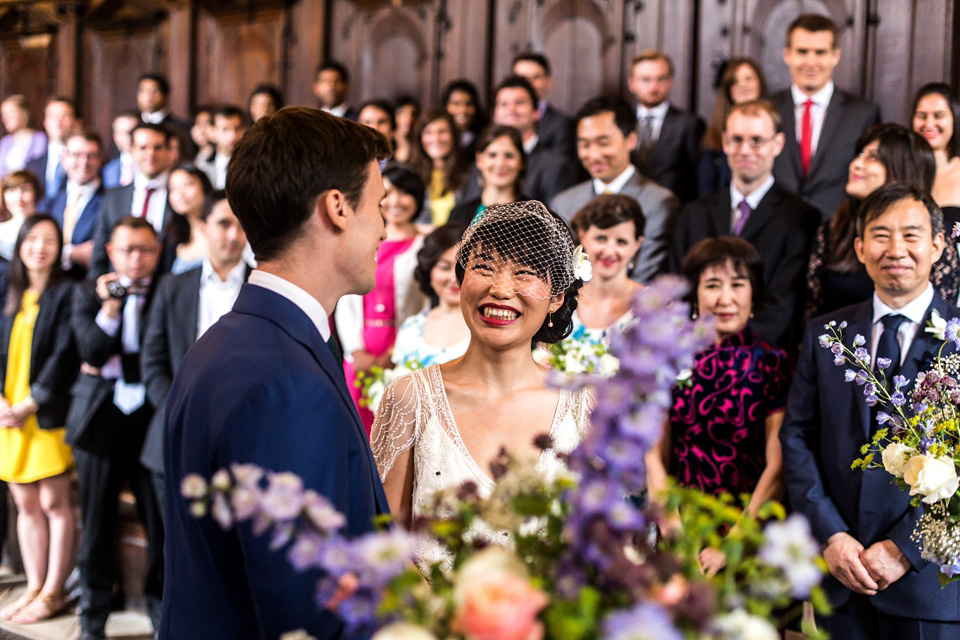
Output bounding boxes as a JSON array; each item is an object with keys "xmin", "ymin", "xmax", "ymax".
[
  {"xmin": 911, "ymin": 370, "xmax": 960, "ymax": 411},
  {"xmin": 602, "ymin": 602, "xmax": 683, "ymax": 640},
  {"xmin": 562, "ymin": 277, "xmax": 713, "ymax": 581}
]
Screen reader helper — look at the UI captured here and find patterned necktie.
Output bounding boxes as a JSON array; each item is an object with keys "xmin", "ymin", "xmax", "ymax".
[
  {"xmin": 733, "ymin": 199, "xmax": 752, "ymax": 236},
  {"xmin": 800, "ymin": 99, "xmax": 814, "ymax": 177},
  {"xmin": 875, "ymin": 313, "xmax": 906, "ymax": 381}
]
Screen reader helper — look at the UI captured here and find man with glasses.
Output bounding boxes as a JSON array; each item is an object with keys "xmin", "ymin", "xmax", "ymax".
[
  {"xmin": 51, "ymin": 129, "xmax": 105, "ymax": 279},
  {"xmin": 69, "ymin": 216, "xmax": 164, "ymax": 640},
  {"xmin": 669, "ymin": 99, "xmax": 819, "ymax": 351}
]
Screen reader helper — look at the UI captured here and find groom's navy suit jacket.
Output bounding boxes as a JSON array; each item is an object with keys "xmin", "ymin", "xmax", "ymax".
[
  {"xmin": 781, "ymin": 293, "xmax": 960, "ymax": 619},
  {"xmin": 160, "ymin": 283, "xmax": 389, "ymax": 639}
]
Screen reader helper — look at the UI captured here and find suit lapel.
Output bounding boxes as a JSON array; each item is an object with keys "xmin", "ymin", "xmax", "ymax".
[
  {"xmin": 652, "ymin": 109, "xmax": 679, "ymax": 163},
  {"xmin": 710, "ymin": 191, "xmax": 733, "ymax": 235},
  {"xmin": 182, "ymin": 269, "xmax": 202, "ymax": 345},
  {"xmin": 775, "ymin": 92, "xmax": 804, "ymax": 181},
  {"xmin": 739, "ymin": 186, "xmax": 780, "ymax": 240},
  {"xmin": 809, "ymin": 91, "xmax": 846, "ymax": 180}
]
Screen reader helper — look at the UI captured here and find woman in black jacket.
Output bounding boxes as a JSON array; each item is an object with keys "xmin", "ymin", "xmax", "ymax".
[{"xmin": 0, "ymin": 213, "xmax": 78, "ymax": 624}]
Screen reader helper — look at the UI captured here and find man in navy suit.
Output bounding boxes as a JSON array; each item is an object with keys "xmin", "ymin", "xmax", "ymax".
[
  {"xmin": 770, "ymin": 13, "xmax": 880, "ymax": 220},
  {"xmin": 160, "ymin": 107, "xmax": 391, "ymax": 639},
  {"xmin": 781, "ymin": 182, "xmax": 960, "ymax": 639},
  {"xmin": 50, "ymin": 129, "xmax": 106, "ymax": 279},
  {"xmin": 512, "ymin": 52, "xmax": 576, "ymax": 159},
  {"xmin": 26, "ymin": 96, "xmax": 76, "ymax": 210}
]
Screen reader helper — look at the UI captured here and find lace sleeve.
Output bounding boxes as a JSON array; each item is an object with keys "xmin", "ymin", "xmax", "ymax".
[
  {"xmin": 370, "ymin": 372, "xmax": 423, "ymax": 481},
  {"xmin": 573, "ymin": 387, "xmax": 596, "ymax": 441},
  {"xmin": 932, "ymin": 238, "xmax": 960, "ymax": 305}
]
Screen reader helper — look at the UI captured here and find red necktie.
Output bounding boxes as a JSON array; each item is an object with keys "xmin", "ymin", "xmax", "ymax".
[
  {"xmin": 140, "ymin": 187, "xmax": 155, "ymax": 219},
  {"xmin": 800, "ymin": 99, "xmax": 814, "ymax": 178}
]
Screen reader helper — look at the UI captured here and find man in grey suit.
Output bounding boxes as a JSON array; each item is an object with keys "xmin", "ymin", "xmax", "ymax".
[
  {"xmin": 141, "ymin": 193, "xmax": 249, "ymax": 512},
  {"xmin": 512, "ymin": 52, "xmax": 576, "ymax": 159},
  {"xmin": 552, "ymin": 96, "xmax": 679, "ymax": 283},
  {"xmin": 771, "ymin": 13, "xmax": 880, "ymax": 220}
]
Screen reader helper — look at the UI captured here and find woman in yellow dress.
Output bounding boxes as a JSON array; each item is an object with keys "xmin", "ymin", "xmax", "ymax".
[{"xmin": 0, "ymin": 214, "xmax": 78, "ymax": 624}]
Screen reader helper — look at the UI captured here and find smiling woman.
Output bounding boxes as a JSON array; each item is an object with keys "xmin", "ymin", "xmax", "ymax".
[{"xmin": 370, "ymin": 201, "xmax": 592, "ymax": 561}]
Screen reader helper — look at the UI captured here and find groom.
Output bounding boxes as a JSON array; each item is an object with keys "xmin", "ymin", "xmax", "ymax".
[{"xmin": 160, "ymin": 107, "xmax": 391, "ymax": 639}]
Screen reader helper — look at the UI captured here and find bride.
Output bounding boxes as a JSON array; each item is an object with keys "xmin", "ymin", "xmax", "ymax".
[{"xmin": 371, "ymin": 201, "xmax": 592, "ymax": 531}]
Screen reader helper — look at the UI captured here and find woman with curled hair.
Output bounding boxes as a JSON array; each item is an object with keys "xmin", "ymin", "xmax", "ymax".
[
  {"xmin": 912, "ymin": 83, "xmax": 960, "ymax": 231},
  {"xmin": 449, "ymin": 125, "xmax": 527, "ymax": 226},
  {"xmin": 0, "ymin": 214, "xmax": 78, "ymax": 623},
  {"xmin": 409, "ymin": 108, "xmax": 468, "ymax": 227},
  {"xmin": 371, "ymin": 201, "xmax": 591, "ymax": 544},
  {"xmin": 391, "ymin": 222, "xmax": 470, "ymax": 367},
  {"xmin": 336, "ymin": 163, "xmax": 427, "ymax": 432},
  {"xmin": 648, "ymin": 237, "xmax": 789, "ymax": 524},
  {"xmin": 806, "ymin": 123, "xmax": 959, "ymax": 317},
  {"xmin": 568, "ymin": 194, "xmax": 645, "ymax": 340}
]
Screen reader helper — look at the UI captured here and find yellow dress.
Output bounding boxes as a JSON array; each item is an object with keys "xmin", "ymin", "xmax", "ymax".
[
  {"xmin": 429, "ymin": 169, "xmax": 455, "ymax": 226},
  {"xmin": 0, "ymin": 290, "xmax": 72, "ymax": 483}
]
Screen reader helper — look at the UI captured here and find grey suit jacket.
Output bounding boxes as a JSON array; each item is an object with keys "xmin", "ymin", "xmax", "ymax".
[
  {"xmin": 551, "ymin": 167, "xmax": 679, "ymax": 283},
  {"xmin": 771, "ymin": 88, "xmax": 880, "ymax": 220}
]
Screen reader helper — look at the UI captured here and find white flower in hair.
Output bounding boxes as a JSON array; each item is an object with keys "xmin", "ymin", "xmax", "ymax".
[{"xmin": 572, "ymin": 245, "xmax": 592, "ymax": 282}]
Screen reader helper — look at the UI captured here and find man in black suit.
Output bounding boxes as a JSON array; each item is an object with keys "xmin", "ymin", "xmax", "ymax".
[
  {"xmin": 781, "ymin": 183, "xmax": 960, "ymax": 639},
  {"xmin": 771, "ymin": 13, "xmax": 880, "ymax": 220},
  {"xmin": 627, "ymin": 51, "xmax": 704, "ymax": 204},
  {"xmin": 512, "ymin": 52, "xmax": 576, "ymax": 159},
  {"xmin": 26, "ymin": 96, "xmax": 76, "ymax": 210},
  {"xmin": 669, "ymin": 99, "xmax": 820, "ymax": 350},
  {"xmin": 136, "ymin": 74, "xmax": 192, "ymax": 156},
  {"xmin": 195, "ymin": 105, "xmax": 248, "ymax": 190},
  {"xmin": 314, "ymin": 60, "xmax": 358, "ymax": 121},
  {"xmin": 140, "ymin": 193, "xmax": 249, "ymax": 511},
  {"xmin": 68, "ymin": 216, "xmax": 164, "ymax": 640},
  {"xmin": 90, "ymin": 123, "xmax": 175, "ymax": 278},
  {"xmin": 490, "ymin": 75, "xmax": 579, "ymax": 204},
  {"xmin": 50, "ymin": 129, "xmax": 106, "ymax": 279}
]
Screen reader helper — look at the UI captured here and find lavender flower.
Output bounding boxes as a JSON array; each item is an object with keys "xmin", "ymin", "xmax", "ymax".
[
  {"xmin": 602, "ymin": 603, "xmax": 682, "ymax": 640},
  {"xmin": 891, "ymin": 391, "xmax": 906, "ymax": 407},
  {"xmin": 893, "ymin": 375, "xmax": 907, "ymax": 390},
  {"xmin": 853, "ymin": 334, "xmax": 866, "ymax": 347},
  {"xmin": 946, "ymin": 318, "xmax": 960, "ymax": 349},
  {"xmin": 876, "ymin": 357, "xmax": 892, "ymax": 370},
  {"xmin": 260, "ymin": 472, "xmax": 306, "ymax": 521},
  {"xmin": 758, "ymin": 515, "xmax": 822, "ymax": 598},
  {"xmin": 844, "ymin": 369, "xmax": 857, "ymax": 382}
]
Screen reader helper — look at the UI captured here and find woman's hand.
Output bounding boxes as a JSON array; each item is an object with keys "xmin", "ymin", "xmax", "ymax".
[
  {"xmin": 0, "ymin": 398, "xmax": 16, "ymax": 427},
  {"xmin": 6, "ymin": 398, "xmax": 37, "ymax": 427},
  {"xmin": 698, "ymin": 547, "xmax": 727, "ymax": 577}
]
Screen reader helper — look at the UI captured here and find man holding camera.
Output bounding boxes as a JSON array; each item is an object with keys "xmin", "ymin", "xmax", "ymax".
[{"xmin": 69, "ymin": 215, "xmax": 164, "ymax": 640}]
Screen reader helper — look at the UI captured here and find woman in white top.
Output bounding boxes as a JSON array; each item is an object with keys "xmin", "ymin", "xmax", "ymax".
[
  {"xmin": 392, "ymin": 222, "xmax": 470, "ymax": 367},
  {"xmin": 567, "ymin": 194, "xmax": 645, "ymax": 342},
  {"xmin": 371, "ymin": 201, "xmax": 592, "ymax": 541}
]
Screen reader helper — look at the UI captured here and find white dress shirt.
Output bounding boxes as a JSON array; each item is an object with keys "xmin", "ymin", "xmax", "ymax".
[
  {"xmin": 791, "ymin": 81, "xmax": 835, "ymax": 159},
  {"xmin": 522, "ymin": 134, "xmax": 540, "ymax": 156},
  {"xmin": 636, "ymin": 101, "xmax": 670, "ymax": 141},
  {"xmin": 323, "ymin": 104, "xmax": 350, "ymax": 119},
  {"xmin": 131, "ymin": 171, "xmax": 169, "ymax": 233},
  {"xmin": 141, "ymin": 110, "xmax": 169, "ymax": 125},
  {"xmin": 247, "ymin": 270, "xmax": 331, "ymax": 340},
  {"xmin": 45, "ymin": 142, "xmax": 64, "ymax": 189},
  {"xmin": 592, "ymin": 164, "xmax": 637, "ymax": 195},
  {"xmin": 213, "ymin": 154, "xmax": 229, "ymax": 190},
  {"xmin": 869, "ymin": 283, "xmax": 934, "ymax": 366},
  {"xmin": 197, "ymin": 259, "xmax": 246, "ymax": 338}
]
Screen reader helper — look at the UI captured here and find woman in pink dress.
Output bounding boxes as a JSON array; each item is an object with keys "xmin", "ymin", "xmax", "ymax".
[{"xmin": 336, "ymin": 164, "xmax": 427, "ymax": 431}]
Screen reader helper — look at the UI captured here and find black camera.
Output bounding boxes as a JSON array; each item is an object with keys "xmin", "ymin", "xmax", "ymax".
[{"xmin": 106, "ymin": 280, "xmax": 147, "ymax": 299}]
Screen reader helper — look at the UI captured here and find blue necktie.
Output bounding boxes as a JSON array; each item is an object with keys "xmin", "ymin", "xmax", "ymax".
[{"xmin": 875, "ymin": 313, "xmax": 905, "ymax": 382}]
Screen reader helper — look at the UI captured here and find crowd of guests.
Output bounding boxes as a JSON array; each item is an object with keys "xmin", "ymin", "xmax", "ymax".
[{"xmin": 0, "ymin": 9, "xmax": 956, "ymax": 640}]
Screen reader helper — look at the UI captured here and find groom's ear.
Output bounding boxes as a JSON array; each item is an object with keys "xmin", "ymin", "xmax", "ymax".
[{"xmin": 317, "ymin": 188, "xmax": 349, "ymax": 232}]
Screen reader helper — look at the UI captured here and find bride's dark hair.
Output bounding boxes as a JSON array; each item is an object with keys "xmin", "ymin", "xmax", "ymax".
[{"xmin": 454, "ymin": 201, "xmax": 582, "ymax": 344}]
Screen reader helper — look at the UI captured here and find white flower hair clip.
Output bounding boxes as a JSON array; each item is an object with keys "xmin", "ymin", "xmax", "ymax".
[{"xmin": 572, "ymin": 245, "xmax": 592, "ymax": 282}]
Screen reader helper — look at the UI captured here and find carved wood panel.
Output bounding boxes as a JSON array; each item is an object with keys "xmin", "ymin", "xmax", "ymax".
[
  {"xmin": 0, "ymin": 36, "xmax": 54, "ymax": 130},
  {"xmin": 195, "ymin": 5, "xmax": 286, "ymax": 110}
]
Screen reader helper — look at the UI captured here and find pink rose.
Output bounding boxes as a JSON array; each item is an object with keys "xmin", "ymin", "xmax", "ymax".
[{"xmin": 451, "ymin": 549, "xmax": 547, "ymax": 640}]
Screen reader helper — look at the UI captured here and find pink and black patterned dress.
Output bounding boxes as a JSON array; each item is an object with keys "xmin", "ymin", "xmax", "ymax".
[{"xmin": 668, "ymin": 327, "xmax": 790, "ymax": 498}]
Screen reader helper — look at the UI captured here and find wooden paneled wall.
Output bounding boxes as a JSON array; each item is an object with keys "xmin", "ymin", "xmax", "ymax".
[{"xmin": 0, "ymin": 0, "xmax": 956, "ymax": 144}]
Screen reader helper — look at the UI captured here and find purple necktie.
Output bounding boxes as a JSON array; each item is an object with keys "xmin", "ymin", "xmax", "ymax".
[{"xmin": 733, "ymin": 199, "xmax": 751, "ymax": 236}]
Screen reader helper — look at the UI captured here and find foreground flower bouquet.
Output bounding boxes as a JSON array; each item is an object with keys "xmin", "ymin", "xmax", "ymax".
[
  {"xmin": 183, "ymin": 279, "xmax": 827, "ymax": 638},
  {"xmin": 823, "ymin": 312, "xmax": 960, "ymax": 582}
]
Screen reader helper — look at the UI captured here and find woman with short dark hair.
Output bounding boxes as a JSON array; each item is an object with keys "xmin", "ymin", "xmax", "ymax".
[{"xmin": 648, "ymin": 236, "xmax": 789, "ymax": 541}]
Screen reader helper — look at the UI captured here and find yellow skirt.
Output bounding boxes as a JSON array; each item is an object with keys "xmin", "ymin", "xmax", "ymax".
[{"xmin": 0, "ymin": 290, "xmax": 72, "ymax": 484}]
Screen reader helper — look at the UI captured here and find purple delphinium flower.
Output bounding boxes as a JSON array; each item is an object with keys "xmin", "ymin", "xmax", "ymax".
[
  {"xmin": 603, "ymin": 602, "xmax": 683, "ymax": 640},
  {"xmin": 891, "ymin": 391, "xmax": 906, "ymax": 407},
  {"xmin": 876, "ymin": 357, "xmax": 892, "ymax": 370},
  {"xmin": 946, "ymin": 318, "xmax": 960, "ymax": 349}
]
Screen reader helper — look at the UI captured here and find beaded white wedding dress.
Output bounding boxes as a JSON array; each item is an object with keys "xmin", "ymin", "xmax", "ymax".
[{"xmin": 371, "ymin": 364, "xmax": 592, "ymax": 567}]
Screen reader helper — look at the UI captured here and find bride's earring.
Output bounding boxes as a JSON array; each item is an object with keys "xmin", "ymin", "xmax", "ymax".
[
  {"xmin": 548, "ymin": 311, "xmax": 554, "ymax": 328},
  {"xmin": 691, "ymin": 304, "xmax": 698, "ymax": 319}
]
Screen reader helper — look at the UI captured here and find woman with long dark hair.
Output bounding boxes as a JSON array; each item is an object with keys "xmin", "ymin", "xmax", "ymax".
[
  {"xmin": 409, "ymin": 108, "xmax": 468, "ymax": 227},
  {"xmin": 0, "ymin": 214, "xmax": 77, "ymax": 623},
  {"xmin": 165, "ymin": 165, "xmax": 214, "ymax": 274}
]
